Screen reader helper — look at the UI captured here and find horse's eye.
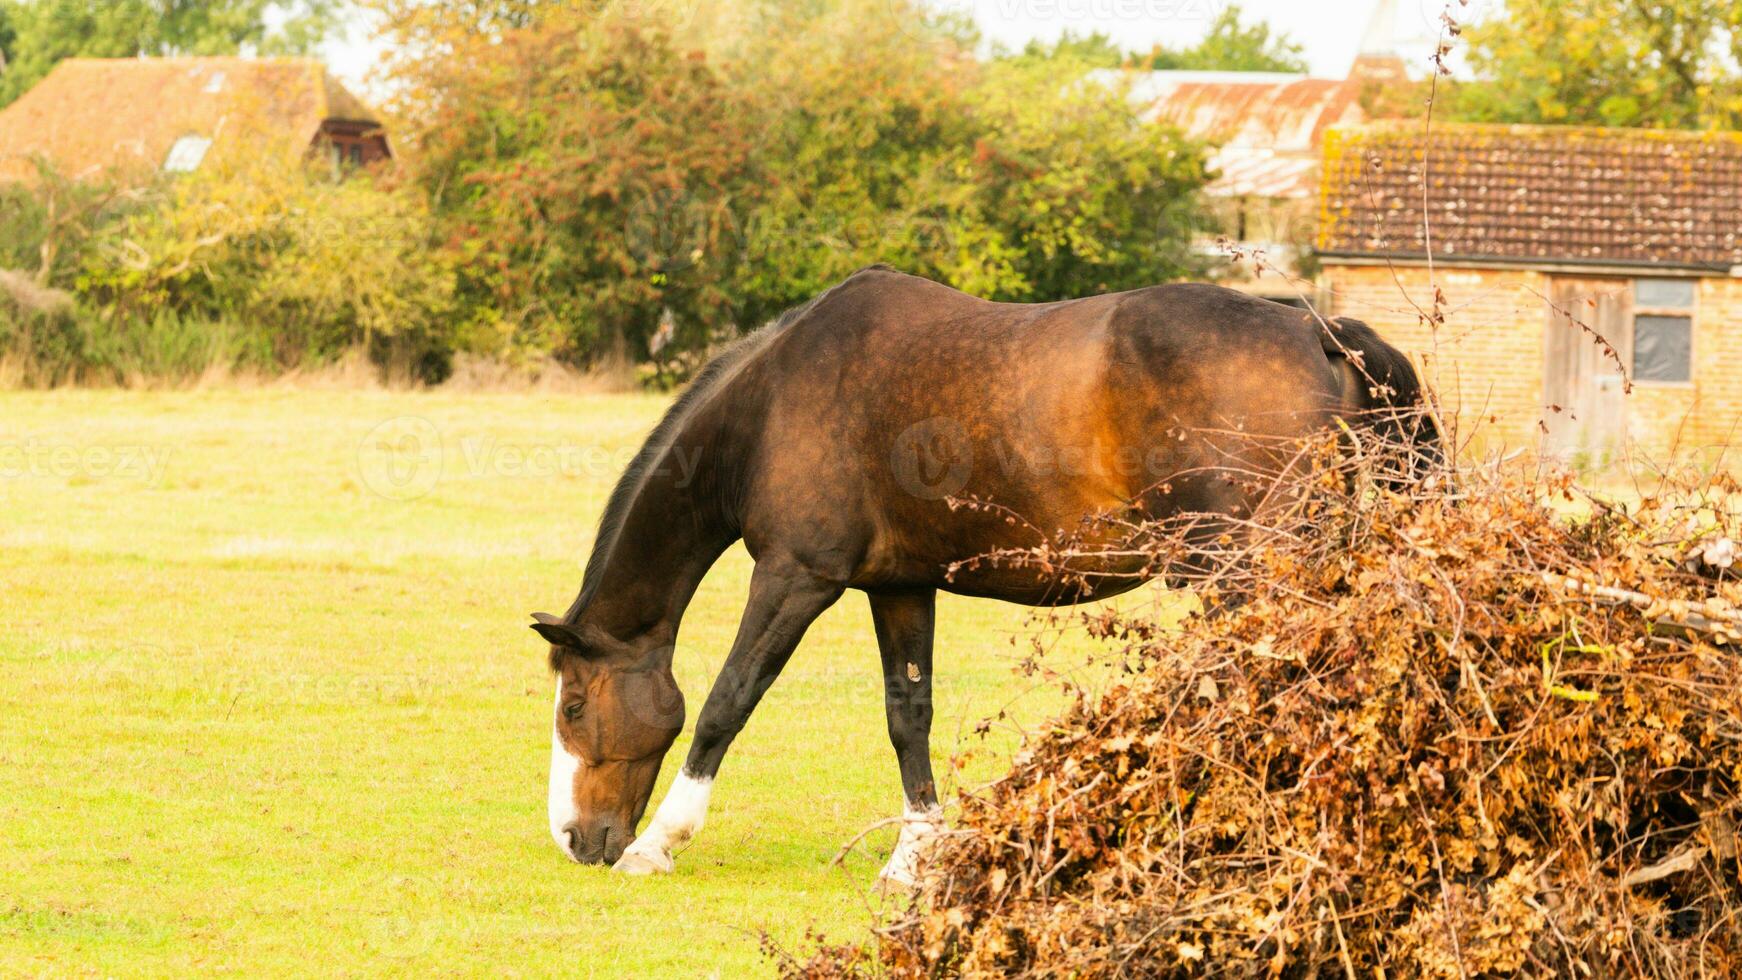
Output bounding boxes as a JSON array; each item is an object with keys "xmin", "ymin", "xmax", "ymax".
[{"xmin": 562, "ymin": 700, "xmax": 585, "ymax": 723}]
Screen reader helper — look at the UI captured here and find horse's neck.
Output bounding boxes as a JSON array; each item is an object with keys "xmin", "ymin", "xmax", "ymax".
[{"xmin": 572, "ymin": 434, "xmax": 740, "ymax": 644}]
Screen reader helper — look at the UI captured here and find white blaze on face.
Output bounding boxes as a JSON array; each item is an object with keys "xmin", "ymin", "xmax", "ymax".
[{"xmin": 548, "ymin": 677, "xmax": 583, "ymax": 859}]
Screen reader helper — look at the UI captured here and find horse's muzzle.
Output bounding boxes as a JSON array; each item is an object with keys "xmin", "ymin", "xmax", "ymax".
[{"xmin": 561, "ymin": 819, "xmax": 627, "ymax": 865}]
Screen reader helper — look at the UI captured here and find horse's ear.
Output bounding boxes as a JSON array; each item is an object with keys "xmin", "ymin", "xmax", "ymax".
[{"xmin": 530, "ymin": 613, "xmax": 592, "ymax": 651}]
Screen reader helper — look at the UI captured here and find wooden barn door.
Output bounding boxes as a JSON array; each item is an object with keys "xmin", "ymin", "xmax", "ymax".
[{"xmin": 1543, "ymin": 277, "xmax": 1630, "ymax": 461}]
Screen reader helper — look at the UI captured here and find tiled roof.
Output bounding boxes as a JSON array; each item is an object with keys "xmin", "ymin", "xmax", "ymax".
[
  {"xmin": 0, "ymin": 57, "xmax": 384, "ymax": 182},
  {"xmin": 1318, "ymin": 122, "xmax": 1742, "ymax": 270}
]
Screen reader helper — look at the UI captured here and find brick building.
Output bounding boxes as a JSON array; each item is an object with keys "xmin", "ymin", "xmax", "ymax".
[
  {"xmin": 1318, "ymin": 123, "xmax": 1742, "ymax": 463},
  {"xmin": 1099, "ymin": 0, "xmax": 1431, "ymax": 307}
]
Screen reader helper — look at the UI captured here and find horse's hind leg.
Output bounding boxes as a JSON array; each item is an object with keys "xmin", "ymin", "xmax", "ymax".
[
  {"xmin": 613, "ymin": 561, "xmax": 843, "ymax": 874},
  {"xmin": 868, "ymin": 589, "xmax": 942, "ymax": 889}
]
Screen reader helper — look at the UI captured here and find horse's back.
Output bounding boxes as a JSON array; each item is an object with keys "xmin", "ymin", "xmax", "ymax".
[
  {"xmin": 1100, "ymin": 282, "xmax": 1341, "ymax": 430},
  {"xmin": 732, "ymin": 270, "xmax": 1347, "ymax": 596},
  {"xmin": 766, "ymin": 270, "xmax": 1339, "ymax": 441}
]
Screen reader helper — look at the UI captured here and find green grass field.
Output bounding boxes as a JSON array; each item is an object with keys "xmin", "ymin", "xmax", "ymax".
[{"xmin": 0, "ymin": 388, "xmax": 1140, "ymax": 976}]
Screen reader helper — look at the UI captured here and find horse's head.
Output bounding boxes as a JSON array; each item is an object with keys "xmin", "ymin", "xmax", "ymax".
[{"xmin": 531, "ymin": 613, "xmax": 685, "ymax": 864}]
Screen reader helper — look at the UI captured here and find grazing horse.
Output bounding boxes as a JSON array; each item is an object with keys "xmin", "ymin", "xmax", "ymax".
[{"xmin": 533, "ymin": 266, "xmax": 1433, "ymax": 884}]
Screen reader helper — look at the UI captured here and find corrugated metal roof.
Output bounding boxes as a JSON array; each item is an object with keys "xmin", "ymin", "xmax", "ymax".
[
  {"xmin": 0, "ymin": 56, "xmax": 386, "ymax": 182},
  {"xmin": 1205, "ymin": 148, "xmax": 1320, "ymax": 199},
  {"xmin": 1096, "ymin": 68, "xmax": 1367, "ymax": 200}
]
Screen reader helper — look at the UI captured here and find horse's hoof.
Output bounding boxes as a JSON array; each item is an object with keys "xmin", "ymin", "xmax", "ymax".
[
  {"xmin": 874, "ymin": 870, "xmax": 917, "ymax": 896},
  {"xmin": 612, "ymin": 849, "xmax": 673, "ymax": 875}
]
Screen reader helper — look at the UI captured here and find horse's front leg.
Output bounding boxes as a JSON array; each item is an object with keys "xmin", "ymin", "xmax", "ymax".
[
  {"xmin": 868, "ymin": 589, "xmax": 942, "ymax": 890},
  {"xmin": 613, "ymin": 561, "xmax": 842, "ymax": 874}
]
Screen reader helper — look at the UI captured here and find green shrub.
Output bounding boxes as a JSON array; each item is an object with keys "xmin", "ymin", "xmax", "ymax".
[
  {"xmin": 0, "ymin": 269, "xmax": 87, "ymax": 385},
  {"xmin": 0, "ymin": 156, "xmax": 136, "ymax": 288},
  {"xmin": 76, "ymin": 147, "xmax": 460, "ymax": 380},
  {"xmin": 0, "ymin": 182, "xmax": 48, "ymax": 272},
  {"xmin": 74, "ymin": 308, "xmax": 280, "ymax": 384}
]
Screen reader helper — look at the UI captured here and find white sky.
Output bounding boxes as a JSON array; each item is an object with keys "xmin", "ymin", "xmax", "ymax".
[{"xmin": 321, "ymin": 0, "xmax": 1494, "ymax": 91}]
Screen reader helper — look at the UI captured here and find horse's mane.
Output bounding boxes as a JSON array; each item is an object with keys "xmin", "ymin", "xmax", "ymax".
[
  {"xmin": 1320, "ymin": 315, "xmax": 1442, "ymax": 470},
  {"xmin": 563, "ymin": 326, "xmax": 777, "ymax": 621},
  {"xmin": 1320, "ymin": 315, "xmax": 1423, "ymax": 411},
  {"xmin": 562, "ymin": 270, "xmax": 894, "ymax": 623}
]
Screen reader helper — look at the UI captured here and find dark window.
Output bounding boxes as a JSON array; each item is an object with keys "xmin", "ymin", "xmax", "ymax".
[
  {"xmin": 1631, "ymin": 278, "xmax": 1695, "ymax": 383},
  {"xmin": 349, "ymin": 144, "xmax": 364, "ymax": 165},
  {"xmin": 1633, "ymin": 315, "xmax": 1692, "ymax": 382}
]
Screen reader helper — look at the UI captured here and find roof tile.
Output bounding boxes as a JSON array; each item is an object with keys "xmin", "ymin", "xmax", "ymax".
[
  {"xmin": 0, "ymin": 56, "xmax": 383, "ymax": 182},
  {"xmin": 1318, "ymin": 122, "xmax": 1742, "ymax": 270}
]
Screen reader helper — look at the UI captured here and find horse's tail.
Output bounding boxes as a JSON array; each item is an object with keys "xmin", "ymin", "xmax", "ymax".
[{"xmin": 1319, "ymin": 316, "xmax": 1444, "ymax": 477}]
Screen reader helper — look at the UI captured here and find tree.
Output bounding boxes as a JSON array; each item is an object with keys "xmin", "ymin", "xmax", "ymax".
[
  {"xmin": 719, "ymin": 0, "xmax": 986, "ymax": 324},
  {"xmin": 0, "ymin": 155, "xmax": 131, "ymax": 288},
  {"xmin": 376, "ymin": 0, "xmax": 1212, "ymax": 367},
  {"xmin": 943, "ymin": 59, "xmax": 1211, "ymax": 301},
  {"xmin": 1139, "ymin": 4, "xmax": 1309, "ymax": 73},
  {"xmin": 364, "ymin": 0, "xmax": 549, "ymax": 57},
  {"xmin": 0, "ymin": 0, "xmax": 341, "ymax": 106},
  {"xmin": 1006, "ymin": 30, "xmax": 1125, "ymax": 69},
  {"xmin": 0, "ymin": 4, "xmax": 15, "ymax": 72},
  {"xmin": 1001, "ymin": 7, "xmax": 1308, "ymax": 74},
  {"xmin": 381, "ymin": 4, "xmax": 762, "ymax": 362},
  {"xmin": 1456, "ymin": 0, "xmax": 1742, "ymax": 130}
]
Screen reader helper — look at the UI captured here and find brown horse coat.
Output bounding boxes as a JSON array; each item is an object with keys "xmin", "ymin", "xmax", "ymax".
[{"xmin": 533, "ymin": 266, "xmax": 1432, "ymax": 876}]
